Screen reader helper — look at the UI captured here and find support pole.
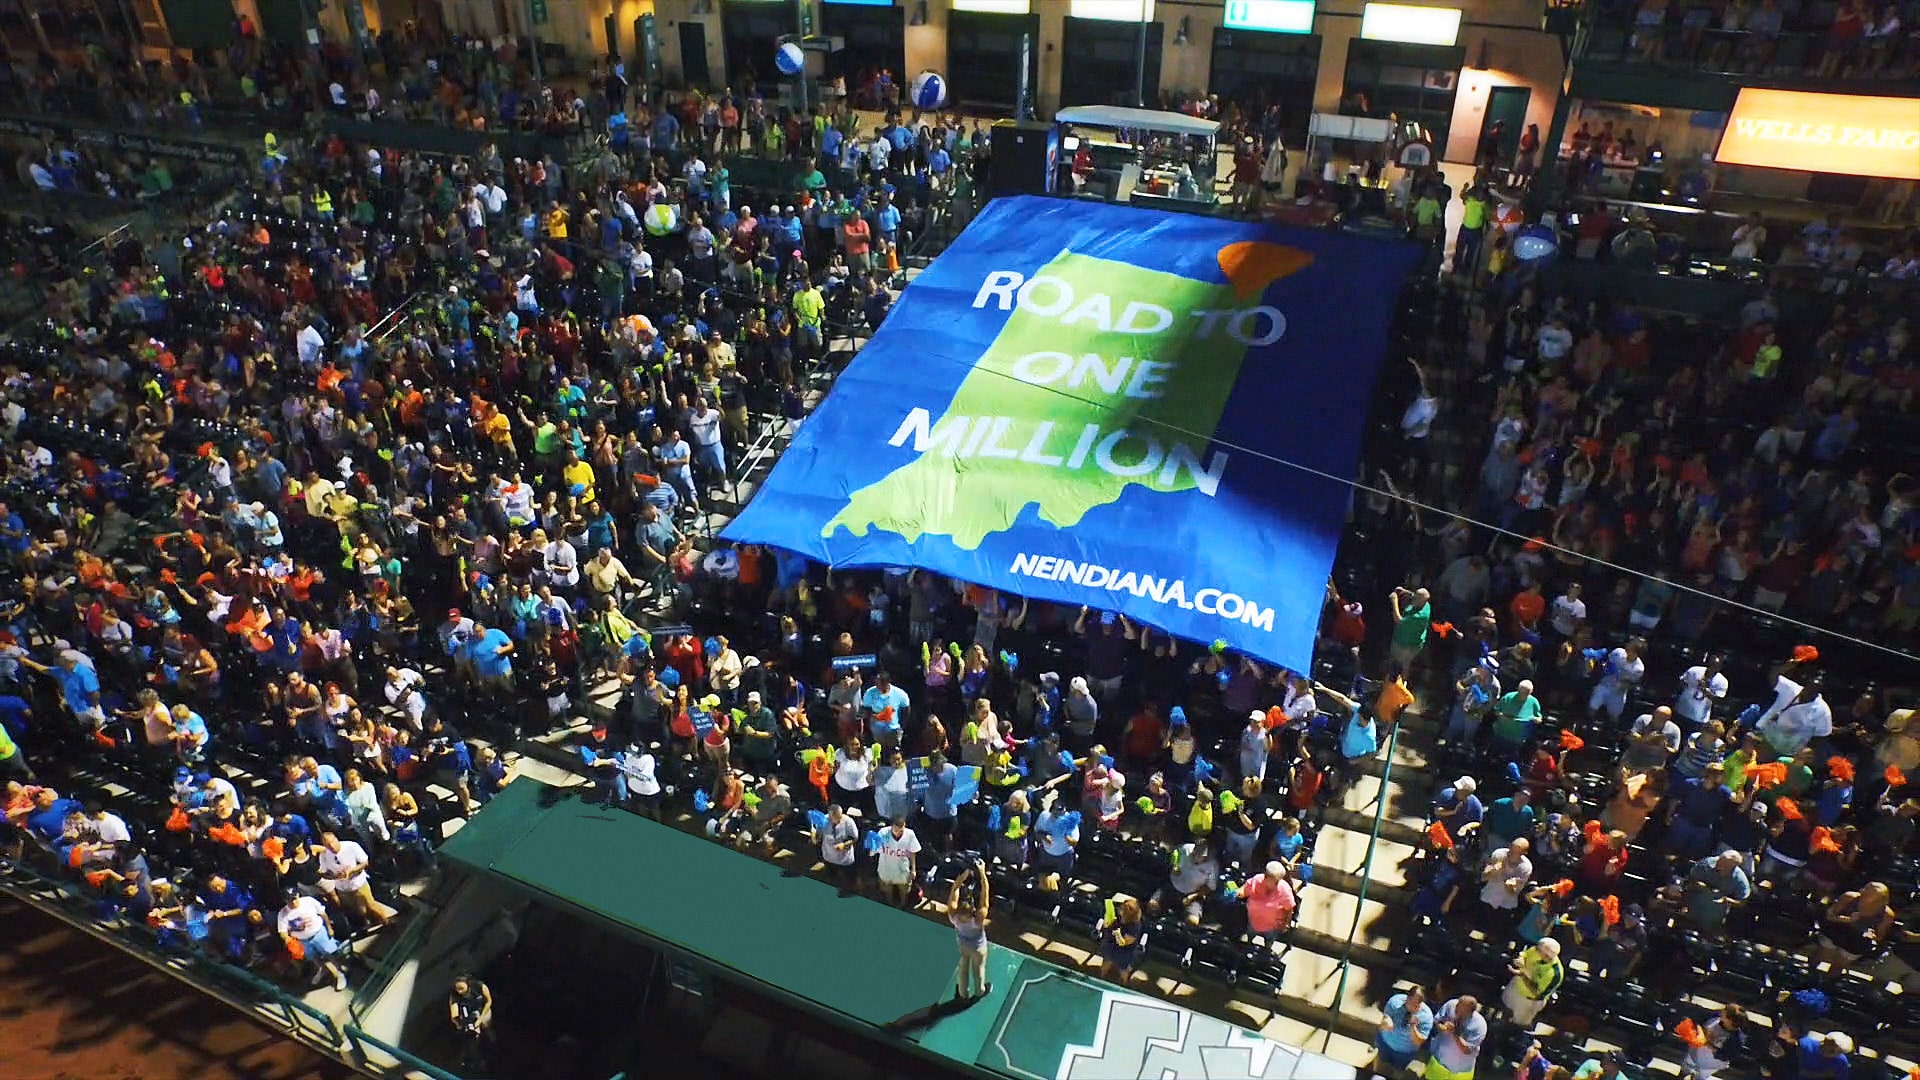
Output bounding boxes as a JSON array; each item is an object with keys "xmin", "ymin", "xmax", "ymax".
[
  {"xmin": 528, "ymin": 0, "xmax": 545, "ymax": 86},
  {"xmin": 1132, "ymin": 7, "xmax": 1148, "ymax": 107},
  {"xmin": 793, "ymin": 0, "xmax": 809, "ymax": 117}
]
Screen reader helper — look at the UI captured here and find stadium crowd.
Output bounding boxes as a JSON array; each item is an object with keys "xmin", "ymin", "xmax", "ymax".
[
  {"xmin": 0, "ymin": 79, "xmax": 951, "ymax": 994},
  {"xmin": 0, "ymin": 31, "xmax": 1916, "ymax": 1080},
  {"xmin": 10, "ymin": 25, "xmax": 987, "ymax": 208},
  {"xmin": 561, "ymin": 239, "xmax": 1919, "ymax": 1079}
]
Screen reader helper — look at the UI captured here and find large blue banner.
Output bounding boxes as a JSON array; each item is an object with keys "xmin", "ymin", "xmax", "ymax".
[{"xmin": 722, "ymin": 197, "xmax": 1418, "ymax": 669}]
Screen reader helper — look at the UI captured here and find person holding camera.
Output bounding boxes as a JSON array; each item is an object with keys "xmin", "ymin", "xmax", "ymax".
[
  {"xmin": 448, "ymin": 975, "xmax": 494, "ymax": 1069},
  {"xmin": 948, "ymin": 859, "xmax": 991, "ymax": 1001}
]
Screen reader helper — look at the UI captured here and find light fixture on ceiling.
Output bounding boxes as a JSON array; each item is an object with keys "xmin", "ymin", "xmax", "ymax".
[{"xmin": 1173, "ymin": 15, "xmax": 1189, "ymax": 45}]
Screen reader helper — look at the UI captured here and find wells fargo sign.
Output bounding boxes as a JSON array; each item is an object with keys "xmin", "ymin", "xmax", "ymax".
[{"xmin": 1716, "ymin": 89, "xmax": 1920, "ymax": 180}]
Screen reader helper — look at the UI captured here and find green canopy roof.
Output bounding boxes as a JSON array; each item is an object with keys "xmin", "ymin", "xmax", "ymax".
[
  {"xmin": 440, "ymin": 779, "xmax": 955, "ymax": 1028},
  {"xmin": 443, "ymin": 781, "xmax": 1352, "ymax": 1080}
]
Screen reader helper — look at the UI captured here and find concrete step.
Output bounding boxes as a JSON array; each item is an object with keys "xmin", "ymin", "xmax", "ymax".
[{"xmin": 1305, "ymin": 821, "xmax": 1422, "ymax": 893}]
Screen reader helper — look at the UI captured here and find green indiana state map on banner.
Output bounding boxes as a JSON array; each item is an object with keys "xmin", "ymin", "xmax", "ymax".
[{"xmin": 824, "ymin": 241, "xmax": 1312, "ymax": 550}]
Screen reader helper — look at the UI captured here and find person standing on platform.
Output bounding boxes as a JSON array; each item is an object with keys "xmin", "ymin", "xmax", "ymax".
[{"xmin": 948, "ymin": 859, "xmax": 991, "ymax": 1001}]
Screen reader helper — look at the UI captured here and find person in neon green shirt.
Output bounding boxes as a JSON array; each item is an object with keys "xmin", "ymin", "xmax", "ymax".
[
  {"xmin": 528, "ymin": 413, "xmax": 561, "ymax": 476},
  {"xmin": 0, "ymin": 718, "xmax": 30, "ymax": 781},
  {"xmin": 1501, "ymin": 937, "xmax": 1564, "ymax": 1026},
  {"xmin": 1453, "ymin": 184, "xmax": 1490, "ymax": 275},
  {"xmin": 1751, "ymin": 331, "xmax": 1784, "ymax": 379},
  {"xmin": 1411, "ymin": 185, "xmax": 1444, "ymax": 241},
  {"xmin": 792, "ymin": 280, "xmax": 826, "ymax": 359},
  {"xmin": 1490, "ymin": 682, "xmax": 1544, "ymax": 754},
  {"xmin": 532, "ymin": 420, "xmax": 560, "ymax": 457}
]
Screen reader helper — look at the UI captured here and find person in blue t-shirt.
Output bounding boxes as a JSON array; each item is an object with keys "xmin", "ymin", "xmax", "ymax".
[
  {"xmin": 0, "ymin": 502, "xmax": 27, "ymax": 554},
  {"xmin": 875, "ymin": 197, "xmax": 902, "ymax": 247},
  {"xmin": 860, "ymin": 670, "xmax": 910, "ymax": 748},
  {"xmin": 26, "ymin": 790, "xmax": 84, "ymax": 848},
  {"xmin": 466, "ymin": 620, "xmax": 516, "ymax": 690},
  {"xmin": 199, "ymin": 874, "xmax": 254, "ymax": 958},
  {"xmin": 651, "ymin": 111, "xmax": 680, "ymax": 150},
  {"xmin": 1033, "ymin": 801, "xmax": 1080, "ymax": 877},
  {"xmin": 1796, "ymin": 1032, "xmax": 1853, "ymax": 1080},
  {"xmin": 23, "ymin": 652, "xmax": 103, "ymax": 726},
  {"xmin": 919, "ymin": 751, "xmax": 959, "ymax": 851},
  {"xmin": 1375, "ymin": 984, "xmax": 1435, "ymax": 1071},
  {"xmin": 292, "ymin": 757, "xmax": 345, "ymax": 818}
]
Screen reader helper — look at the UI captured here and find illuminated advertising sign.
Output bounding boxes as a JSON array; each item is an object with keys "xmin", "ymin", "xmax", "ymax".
[
  {"xmin": 1069, "ymin": 0, "xmax": 1155, "ymax": 20},
  {"xmin": 1224, "ymin": 0, "xmax": 1316, "ymax": 33},
  {"xmin": 1359, "ymin": 3, "xmax": 1462, "ymax": 45},
  {"xmin": 1716, "ymin": 89, "xmax": 1920, "ymax": 180}
]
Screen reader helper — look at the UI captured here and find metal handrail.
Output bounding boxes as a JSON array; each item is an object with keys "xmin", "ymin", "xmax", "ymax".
[
  {"xmin": 343, "ymin": 1024, "xmax": 474, "ymax": 1080},
  {"xmin": 1322, "ymin": 716, "xmax": 1402, "ymax": 1052},
  {"xmin": 347, "ymin": 896, "xmax": 436, "ymax": 1024},
  {"xmin": 0, "ymin": 860, "xmax": 477, "ymax": 1078},
  {"xmin": 367, "ymin": 289, "xmax": 427, "ymax": 342},
  {"xmin": 1576, "ymin": 18, "xmax": 1913, "ymax": 78},
  {"xmin": 198, "ymin": 958, "xmax": 344, "ymax": 1047},
  {"xmin": 75, "ymin": 222, "xmax": 133, "ymax": 261}
]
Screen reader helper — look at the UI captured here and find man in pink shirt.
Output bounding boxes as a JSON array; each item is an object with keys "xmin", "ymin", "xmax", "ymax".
[{"xmin": 1243, "ymin": 861, "xmax": 1296, "ymax": 942}]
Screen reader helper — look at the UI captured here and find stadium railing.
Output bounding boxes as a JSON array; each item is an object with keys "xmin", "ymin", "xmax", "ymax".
[
  {"xmin": 348, "ymin": 895, "xmax": 440, "ymax": 1026},
  {"xmin": 343, "ymin": 1024, "xmax": 472, "ymax": 1080},
  {"xmin": 1321, "ymin": 717, "xmax": 1402, "ymax": 1054},
  {"xmin": 0, "ymin": 860, "xmax": 474, "ymax": 1080}
]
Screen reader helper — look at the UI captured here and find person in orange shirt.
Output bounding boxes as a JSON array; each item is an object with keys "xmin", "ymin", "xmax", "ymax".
[
  {"xmin": 286, "ymin": 564, "xmax": 319, "ymax": 606},
  {"xmin": 1509, "ymin": 581, "xmax": 1546, "ymax": 634},
  {"xmin": 396, "ymin": 382, "xmax": 426, "ymax": 430},
  {"xmin": 1375, "ymin": 663, "xmax": 1416, "ymax": 728},
  {"xmin": 316, "ymin": 364, "xmax": 345, "ymax": 398}
]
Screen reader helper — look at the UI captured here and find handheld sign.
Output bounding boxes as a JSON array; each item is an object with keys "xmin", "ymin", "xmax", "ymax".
[
  {"xmin": 690, "ymin": 708, "xmax": 715, "ymax": 737},
  {"xmin": 651, "ymin": 624, "xmax": 694, "ymax": 639},
  {"xmin": 951, "ymin": 765, "xmax": 982, "ymax": 810},
  {"xmin": 906, "ymin": 755, "xmax": 932, "ymax": 794},
  {"xmin": 832, "ymin": 653, "xmax": 878, "ymax": 671}
]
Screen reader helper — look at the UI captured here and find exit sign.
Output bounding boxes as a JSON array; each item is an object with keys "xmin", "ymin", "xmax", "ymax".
[{"xmin": 1224, "ymin": 0, "xmax": 1316, "ymax": 33}]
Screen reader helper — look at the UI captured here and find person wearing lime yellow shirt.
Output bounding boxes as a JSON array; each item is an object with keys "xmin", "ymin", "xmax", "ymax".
[
  {"xmin": 1750, "ymin": 331, "xmax": 1784, "ymax": 380},
  {"xmin": 0, "ymin": 715, "xmax": 31, "ymax": 781},
  {"xmin": 791, "ymin": 279, "xmax": 825, "ymax": 361},
  {"xmin": 1452, "ymin": 183, "xmax": 1489, "ymax": 275}
]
